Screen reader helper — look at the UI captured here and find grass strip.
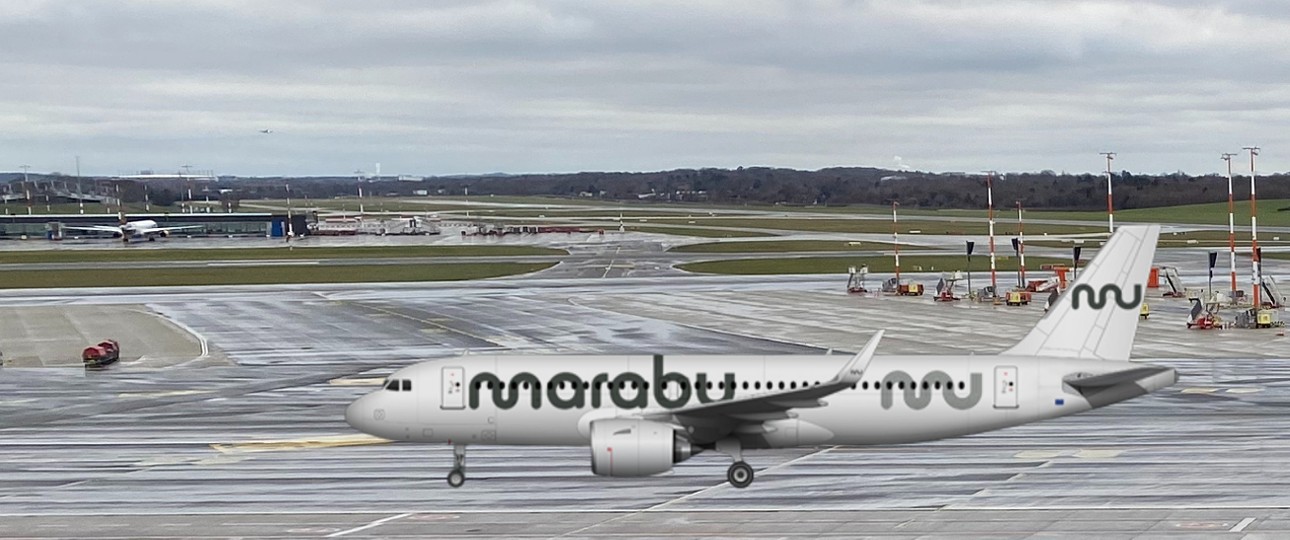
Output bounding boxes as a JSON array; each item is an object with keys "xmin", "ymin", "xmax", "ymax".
[
  {"xmin": 678, "ymin": 255, "xmax": 1071, "ymax": 275},
  {"xmin": 0, "ymin": 262, "xmax": 556, "ymax": 289},
  {"xmin": 0, "ymin": 245, "xmax": 566, "ymax": 264}
]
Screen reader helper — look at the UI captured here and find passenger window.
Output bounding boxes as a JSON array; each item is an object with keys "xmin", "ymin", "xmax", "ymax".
[
  {"xmin": 790, "ymin": 382, "xmax": 797, "ymax": 389},
  {"xmin": 861, "ymin": 381, "xmax": 868, "ymax": 390},
  {"xmin": 401, "ymin": 379, "xmax": 411, "ymax": 392},
  {"xmin": 959, "ymin": 381, "xmax": 966, "ymax": 390}
]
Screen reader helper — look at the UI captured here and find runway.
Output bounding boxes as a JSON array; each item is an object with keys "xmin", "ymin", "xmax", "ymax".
[{"xmin": 1, "ymin": 274, "xmax": 1289, "ymax": 538}]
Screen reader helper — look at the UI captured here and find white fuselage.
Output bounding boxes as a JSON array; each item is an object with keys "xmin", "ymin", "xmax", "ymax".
[
  {"xmin": 122, "ymin": 219, "xmax": 159, "ymax": 237},
  {"xmin": 345, "ymin": 353, "xmax": 1175, "ymax": 449}
]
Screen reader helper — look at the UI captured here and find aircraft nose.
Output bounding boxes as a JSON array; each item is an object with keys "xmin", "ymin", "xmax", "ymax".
[{"xmin": 345, "ymin": 393, "xmax": 377, "ymax": 434}]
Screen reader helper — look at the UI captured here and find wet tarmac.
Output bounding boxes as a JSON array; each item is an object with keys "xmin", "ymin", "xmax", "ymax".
[{"xmin": 0, "ymin": 266, "xmax": 1288, "ymax": 537}]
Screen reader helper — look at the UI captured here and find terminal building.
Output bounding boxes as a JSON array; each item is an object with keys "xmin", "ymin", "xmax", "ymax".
[{"xmin": 0, "ymin": 212, "xmax": 310, "ymax": 240}]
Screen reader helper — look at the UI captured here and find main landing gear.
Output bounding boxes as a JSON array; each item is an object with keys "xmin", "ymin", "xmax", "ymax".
[
  {"xmin": 717, "ymin": 437, "xmax": 755, "ymax": 488},
  {"xmin": 447, "ymin": 443, "xmax": 466, "ymax": 488},
  {"xmin": 727, "ymin": 461, "xmax": 754, "ymax": 488}
]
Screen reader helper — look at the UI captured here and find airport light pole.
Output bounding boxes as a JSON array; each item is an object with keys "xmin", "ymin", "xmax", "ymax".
[
  {"xmin": 355, "ymin": 170, "xmax": 366, "ymax": 216},
  {"xmin": 20, "ymin": 164, "xmax": 31, "ymax": 215},
  {"xmin": 285, "ymin": 180, "xmax": 294, "ymax": 247},
  {"xmin": 1100, "ymin": 152, "xmax": 1116, "ymax": 233},
  {"xmin": 75, "ymin": 156, "xmax": 84, "ymax": 214},
  {"xmin": 1244, "ymin": 146, "xmax": 1261, "ymax": 308},
  {"xmin": 1016, "ymin": 201, "xmax": 1026, "ymax": 288},
  {"xmin": 1221, "ymin": 152, "xmax": 1239, "ymax": 298},
  {"xmin": 891, "ymin": 200, "xmax": 901, "ymax": 285},
  {"xmin": 985, "ymin": 171, "xmax": 998, "ymax": 295},
  {"xmin": 182, "ymin": 164, "xmax": 193, "ymax": 213}
]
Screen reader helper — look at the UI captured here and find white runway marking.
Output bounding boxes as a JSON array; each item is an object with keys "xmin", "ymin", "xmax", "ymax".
[
  {"xmin": 324, "ymin": 512, "xmax": 412, "ymax": 537},
  {"xmin": 1231, "ymin": 517, "xmax": 1255, "ymax": 532}
]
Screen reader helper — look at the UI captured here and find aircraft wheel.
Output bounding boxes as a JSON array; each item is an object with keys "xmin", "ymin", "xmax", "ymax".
[
  {"xmin": 447, "ymin": 468, "xmax": 465, "ymax": 488},
  {"xmin": 727, "ymin": 461, "xmax": 754, "ymax": 488}
]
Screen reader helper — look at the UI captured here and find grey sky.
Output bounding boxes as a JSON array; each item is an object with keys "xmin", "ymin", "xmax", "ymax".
[{"xmin": 1, "ymin": 0, "xmax": 1286, "ymax": 177}]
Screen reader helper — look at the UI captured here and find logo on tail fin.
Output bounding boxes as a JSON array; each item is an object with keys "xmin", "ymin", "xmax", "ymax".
[{"xmin": 1071, "ymin": 284, "xmax": 1143, "ymax": 310}]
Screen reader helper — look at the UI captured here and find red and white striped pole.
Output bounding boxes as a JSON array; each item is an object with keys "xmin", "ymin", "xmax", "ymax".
[
  {"xmin": 1244, "ymin": 146, "xmax": 1261, "ymax": 308},
  {"xmin": 891, "ymin": 200, "xmax": 901, "ymax": 284},
  {"xmin": 1017, "ymin": 200, "xmax": 1026, "ymax": 287},
  {"xmin": 1100, "ymin": 152, "xmax": 1116, "ymax": 233},
  {"xmin": 987, "ymin": 172, "xmax": 997, "ymax": 294},
  {"xmin": 1222, "ymin": 153, "xmax": 1238, "ymax": 297}
]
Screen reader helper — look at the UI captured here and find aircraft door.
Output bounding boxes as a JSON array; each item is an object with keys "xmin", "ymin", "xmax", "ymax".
[
  {"xmin": 994, "ymin": 365, "xmax": 1018, "ymax": 409},
  {"xmin": 441, "ymin": 366, "xmax": 465, "ymax": 410}
]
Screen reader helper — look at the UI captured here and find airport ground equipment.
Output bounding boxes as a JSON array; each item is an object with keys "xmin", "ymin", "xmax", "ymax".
[
  {"xmin": 846, "ymin": 266, "xmax": 869, "ymax": 294},
  {"xmin": 82, "ymin": 339, "xmax": 120, "ymax": 368},
  {"xmin": 882, "ymin": 277, "xmax": 923, "ymax": 296},
  {"xmin": 1261, "ymin": 277, "xmax": 1287, "ymax": 309},
  {"xmin": 1140, "ymin": 302, "xmax": 1150, "ymax": 320},
  {"xmin": 1231, "ymin": 307, "xmax": 1284, "ymax": 329},
  {"xmin": 1186, "ymin": 299, "xmax": 1221, "ymax": 329},
  {"xmin": 934, "ymin": 271, "xmax": 964, "ymax": 302},
  {"xmin": 1043, "ymin": 288, "xmax": 1060, "ymax": 312},
  {"xmin": 1159, "ymin": 266, "xmax": 1186, "ymax": 298},
  {"xmin": 1005, "ymin": 290, "xmax": 1031, "ymax": 306}
]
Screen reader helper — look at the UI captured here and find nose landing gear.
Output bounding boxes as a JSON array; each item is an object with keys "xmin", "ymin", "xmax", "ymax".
[{"xmin": 447, "ymin": 443, "xmax": 466, "ymax": 488}]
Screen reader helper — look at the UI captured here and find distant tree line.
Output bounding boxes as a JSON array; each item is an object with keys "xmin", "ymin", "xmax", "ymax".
[{"xmin": 7, "ymin": 167, "xmax": 1290, "ymax": 211}]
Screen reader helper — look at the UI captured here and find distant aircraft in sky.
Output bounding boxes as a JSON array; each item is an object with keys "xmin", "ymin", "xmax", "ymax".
[
  {"xmin": 347, "ymin": 226, "xmax": 1172, "ymax": 489},
  {"xmin": 259, "ymin": 129, "xmax": 273, "ymax": 134}
]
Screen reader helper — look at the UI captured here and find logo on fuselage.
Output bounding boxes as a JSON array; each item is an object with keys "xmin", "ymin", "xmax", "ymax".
[
  {"xmin": 1070, "ymin": 284, "xmax": 1143, "ymax": 310},
  {"xmin": 468, "ymin": 355, "xmax": 735, "ymax": 410},
  {"xmin": 880, "ymin": 370, "xmax": 983, "ymax": 410}
]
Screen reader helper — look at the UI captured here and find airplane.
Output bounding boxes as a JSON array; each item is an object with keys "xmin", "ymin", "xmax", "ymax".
[
  {"xmin": 259, "ymin": 129, "xmax": 273, "ymax": 134},
  {"xmin": 62, "ymin": 214, "xmax": 203, "ymax": 243},
  {"xmin": 347, "ymin": 224, "xmax": 1172, "ymax": 489}
]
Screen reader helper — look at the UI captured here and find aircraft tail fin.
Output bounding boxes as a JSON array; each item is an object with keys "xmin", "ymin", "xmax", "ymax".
[{"xmin": 1000, "ymin": 224, "xmax": 1159, "ymax": 361}]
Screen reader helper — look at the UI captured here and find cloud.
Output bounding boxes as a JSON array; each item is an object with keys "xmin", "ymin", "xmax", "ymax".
[{"xmin": 0, "ymin": 0, "xmax": 1286, "ymax": 176}]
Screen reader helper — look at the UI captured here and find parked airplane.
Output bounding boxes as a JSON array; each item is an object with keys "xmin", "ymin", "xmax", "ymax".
[
  {"xmin": 63, "ymin": 215, "xmax": 202, "ymax": 243},
  {"xmin": 347, "ymin": 225, "xmax": 1171, "ymax": 488}
]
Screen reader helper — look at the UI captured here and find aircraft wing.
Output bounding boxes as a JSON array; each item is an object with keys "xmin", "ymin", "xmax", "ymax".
[
  {"xmin": 641, "ymin": 331, "xmax": 882, "ymax": 438},
  {"xmin": 61, "ymin": 225, "xmax": 123, "ymax": 233},
  {"xmin": 137, "ymin": 225, "xmax": 204, "ymax": 234}
]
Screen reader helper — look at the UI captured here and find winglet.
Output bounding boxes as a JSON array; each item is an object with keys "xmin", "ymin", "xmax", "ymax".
[{"xmin": 835, "ymin": 330, "xmax": 883, "ymax": 386}]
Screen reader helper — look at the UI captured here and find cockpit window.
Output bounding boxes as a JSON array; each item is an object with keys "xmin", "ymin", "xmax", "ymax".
[
  {"xmin": 401, "ymin": 379, "xmax": 412, "ymax": 392},
  {"xmin": 385, "ymin": 379, "xmax": 399, "ymax": 391}
]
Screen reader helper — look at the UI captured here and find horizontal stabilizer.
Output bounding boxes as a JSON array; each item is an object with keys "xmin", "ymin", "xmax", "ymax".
[{"xmin": 1063, "ymin": 366, "xmax": 1172, "ymax": 391}]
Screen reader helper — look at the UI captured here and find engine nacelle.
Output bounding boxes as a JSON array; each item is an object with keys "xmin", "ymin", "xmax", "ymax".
[{"xmin": 589, "ymin": 419, "xmax": 694, "ymax": 477}]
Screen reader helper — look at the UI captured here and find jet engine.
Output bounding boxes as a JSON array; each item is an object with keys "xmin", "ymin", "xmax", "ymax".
[{"xmin": 589, "ymin": 419, "xmax": 694, "ymax": 477}]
